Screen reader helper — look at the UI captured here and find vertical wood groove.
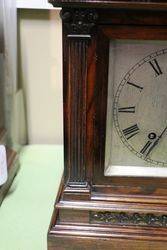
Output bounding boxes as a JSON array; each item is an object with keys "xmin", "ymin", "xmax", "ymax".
[{"xmin": 67, "ymin": 38, "xmax": 89, "ymax": 186}]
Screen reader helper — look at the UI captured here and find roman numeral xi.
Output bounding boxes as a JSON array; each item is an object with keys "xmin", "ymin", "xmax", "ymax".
[{"xmin": 149, "ymin": 58, "xmax": 162, "ymax": 76}]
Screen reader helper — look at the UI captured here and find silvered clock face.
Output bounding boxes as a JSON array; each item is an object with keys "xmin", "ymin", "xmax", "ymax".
[{"xmin": 113, "ymin": 48, "xmax": 167, "ymax": 167}]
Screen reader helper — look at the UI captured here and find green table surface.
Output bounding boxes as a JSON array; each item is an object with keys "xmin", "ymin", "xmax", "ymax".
[{"xmin": 0, "ymin": 145, "xmax": 64, "ymax": 250}]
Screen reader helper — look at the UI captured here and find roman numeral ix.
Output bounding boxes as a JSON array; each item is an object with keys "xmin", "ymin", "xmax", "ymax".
[{"xmin": 122, "ymin": 124, "xmax": 139, "ymax": 140}]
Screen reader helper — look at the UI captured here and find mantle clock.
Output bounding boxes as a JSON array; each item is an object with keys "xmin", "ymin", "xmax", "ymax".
[{"xmin": 48, "ymin": 1, "xmax": 167, "ymax": 249}]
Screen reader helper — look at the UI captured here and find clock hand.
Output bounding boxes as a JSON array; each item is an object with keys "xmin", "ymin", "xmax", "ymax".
[
  {"xmin": 158, "ymin": 125, "xmax": 167, "ymax": 139},
  {"xmin": 145, "ymin": 125, "xmax": 167, "ymax": 158}
]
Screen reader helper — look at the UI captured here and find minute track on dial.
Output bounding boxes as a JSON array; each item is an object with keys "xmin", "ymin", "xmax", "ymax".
[{"xmin": 113, "ymin": 47, "xmax": 167, "ymax": 166}]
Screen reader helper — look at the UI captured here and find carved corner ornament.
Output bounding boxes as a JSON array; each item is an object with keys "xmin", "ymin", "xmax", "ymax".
[
  {"xmin": 60, "ymin": 9, "xmax": 98, "ymax": 37},
  {"xmin": 91, "ymin": 211, "xmax": 167, "ymax": 227}
]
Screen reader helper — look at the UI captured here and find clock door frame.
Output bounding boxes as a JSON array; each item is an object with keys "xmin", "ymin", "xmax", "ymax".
[{"xmin": 48, "ymin": 4, "xmax": 167, "ymax": 250}]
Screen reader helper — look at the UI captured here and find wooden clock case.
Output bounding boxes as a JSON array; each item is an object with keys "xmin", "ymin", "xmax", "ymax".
[{"xmin": 48, "ymin": 1, "xmax": 167, "ymax": 249}]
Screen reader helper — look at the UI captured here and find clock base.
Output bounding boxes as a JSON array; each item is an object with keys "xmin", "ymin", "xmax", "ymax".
[
  {"xmin": 48, "ymin": 182, "xmax": 167, "ymax": 250},
  {"xmin": 0, "ymin": 149, "xmax": 19, "ymax": 205},
  {"xmin": 48, "ymin": 231, "xmax": 167, "ymax": 250}
]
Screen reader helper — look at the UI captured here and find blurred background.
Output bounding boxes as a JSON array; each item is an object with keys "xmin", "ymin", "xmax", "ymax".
[{"xmin": 1, "ymin": 0, "xmax": 63, "ymax": 149}]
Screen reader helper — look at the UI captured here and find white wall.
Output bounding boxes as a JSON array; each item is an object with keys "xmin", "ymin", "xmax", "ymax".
[
  {"xmin": 18, "ymin": 9, "xmax": 63, "ymax": 144},
  {"xmin": 17, "ymin": 0, "xmax": 54, "ymax": 9}
]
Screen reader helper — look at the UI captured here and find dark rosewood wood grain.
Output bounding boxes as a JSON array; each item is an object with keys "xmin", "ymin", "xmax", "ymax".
[
  {"xmin": 98, "ymin": 9, "xmax": 167, "ymax": 26},
  {"xmin": 103, "ymin": 25, "xmax": 167, "ymax": 40},
  {"xmin": 92, "ymin": 29, "xmax": 109, "ymax": 185},
  {"xmin": 48, "ymin": 1, "xmax": 167, "ymax": 249},
  {"xmin": 49, "ymin": 0, "xmax": 167, "ymax": 10},
  {"xmin": 49, "ymin": 237, "xmax": 167, "ymax": 250}
]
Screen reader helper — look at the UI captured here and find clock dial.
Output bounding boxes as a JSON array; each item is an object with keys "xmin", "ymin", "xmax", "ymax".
[{"xmin": 113, "ymin": 48, "xmax": 167, "ymax": 167}]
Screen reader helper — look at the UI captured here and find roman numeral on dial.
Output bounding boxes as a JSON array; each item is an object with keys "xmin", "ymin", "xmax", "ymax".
[
  {"xmin": 118, "ymin": 106, "xmax": 135, "ymax": 113},
  {"xmin": 127, "ymin": 81, "xmax": 143, "ymax": 91},
  {"xmin": 122, "ymin": 124, "xmax": 139, "ymax": 140},
  {"xmin": 149, "ymin": 58, "xmax": 162, "ymax": 76},
  {"xmin": 140, "ymin": 141, "xmax": 152, "ymax": 155}
]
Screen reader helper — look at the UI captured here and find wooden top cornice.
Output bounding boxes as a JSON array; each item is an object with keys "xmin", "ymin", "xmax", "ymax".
[{"xmin": 49, "ymin": 0, "xmax": 167, "ymax": 10}]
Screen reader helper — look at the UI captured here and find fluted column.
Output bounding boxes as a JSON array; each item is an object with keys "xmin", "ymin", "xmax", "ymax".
[{"xmin": 61, "ymin": 9, "xmax": 98, "ymax": 188}]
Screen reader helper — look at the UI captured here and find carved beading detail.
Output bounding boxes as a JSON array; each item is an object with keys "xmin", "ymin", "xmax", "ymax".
[
  {"xmin": 91, "ymin": 211, "xmax": 167, "ymax": 227},
  {"xmin": 60, "ymin": 9, "xmax": 98, "ymax": 35}
]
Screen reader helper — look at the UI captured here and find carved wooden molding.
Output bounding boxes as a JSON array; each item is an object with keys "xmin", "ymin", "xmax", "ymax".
[
  {"xmin": 49, "ymin": 0, "xmax": 167, "ymax": 10},
  {"xmin": 60, "ymin": 9, "xmax": 98, "ymax": 37},
  {"xmin": 91, "ymin": 211, "xmax": 167, "ymax": 227}
]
